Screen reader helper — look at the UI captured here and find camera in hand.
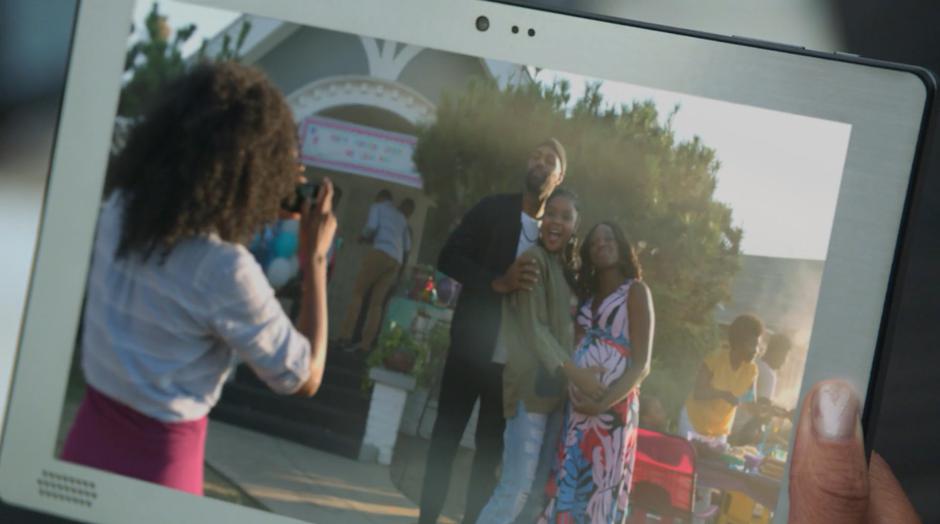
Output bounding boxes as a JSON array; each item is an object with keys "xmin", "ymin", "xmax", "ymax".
[{"xmin": 282, "ymin": 180, "xmax": 320, "ymax": 213}]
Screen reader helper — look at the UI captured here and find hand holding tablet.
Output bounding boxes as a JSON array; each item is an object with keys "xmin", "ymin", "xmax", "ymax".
[{"xmin": 789, "ymin": 380, "xmax": 921, "ymax": 523}]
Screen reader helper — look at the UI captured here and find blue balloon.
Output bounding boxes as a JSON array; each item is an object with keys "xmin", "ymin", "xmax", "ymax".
[{"xmin": 274, "ymin": 231, "xmax": 299, "ymax": 258}]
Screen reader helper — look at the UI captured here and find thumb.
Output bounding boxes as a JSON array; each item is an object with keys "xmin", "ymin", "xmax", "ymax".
[
  {"xmin": 868, "ymin": 452, "xmax": 921, "ymax": 523},
  {"xmin": 789, "ymin": 380, "xmax": 868, "ymax": 524}
]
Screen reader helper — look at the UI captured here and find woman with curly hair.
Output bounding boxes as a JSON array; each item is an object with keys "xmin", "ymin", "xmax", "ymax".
[
  {"xmin": 539, "ymin": 222, "xmax": 654, "ymax": 524},
  {"xmin": 61, "ymin": 62, "xmax": 336, "ymax": 495}
]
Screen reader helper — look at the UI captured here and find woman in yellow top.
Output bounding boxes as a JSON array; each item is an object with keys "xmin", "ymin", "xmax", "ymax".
[{"xmin": 680, "ymin": 314, "xmax": 764, "ymax": 443}]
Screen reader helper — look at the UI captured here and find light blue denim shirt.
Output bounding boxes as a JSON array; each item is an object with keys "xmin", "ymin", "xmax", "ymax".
[
  {"xmin": 362, "ymin": 201, "xmax": 410, "ymax": 263},
  {"xmin": 81, "ymin": 194, "xmax": 311, "ymax": 422}
]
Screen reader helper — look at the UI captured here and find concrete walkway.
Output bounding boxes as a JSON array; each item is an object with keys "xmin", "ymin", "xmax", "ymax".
[{"xmin": 205, "ymin": 420, "xmax": 458, "ymax": 524}]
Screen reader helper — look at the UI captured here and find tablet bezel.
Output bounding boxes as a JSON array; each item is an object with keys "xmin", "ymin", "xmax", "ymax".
[{"xmin": 0, "ymin": 0, "xmax": 933, "ymax": 522}]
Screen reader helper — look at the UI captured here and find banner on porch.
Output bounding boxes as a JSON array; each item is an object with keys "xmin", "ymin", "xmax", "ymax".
[{"xmin": 299, "ymin": 115, "xmax": 422, "ymax": 189}]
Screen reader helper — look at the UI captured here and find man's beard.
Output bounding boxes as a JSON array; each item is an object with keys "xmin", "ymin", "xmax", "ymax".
[{"xmin": 525, "ymin": 168, "xmax": 548, "ymax": 194}]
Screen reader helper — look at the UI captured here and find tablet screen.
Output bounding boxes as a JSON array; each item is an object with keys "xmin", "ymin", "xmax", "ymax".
[{"xmin": 49, "ymin": 1, "xmax": 857, "ymax": 522}]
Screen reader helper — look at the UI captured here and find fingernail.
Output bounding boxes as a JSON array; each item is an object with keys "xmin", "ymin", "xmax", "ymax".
[{"xmin": 813, "ymin": 382, "xmax": 860, "ymax": 441}]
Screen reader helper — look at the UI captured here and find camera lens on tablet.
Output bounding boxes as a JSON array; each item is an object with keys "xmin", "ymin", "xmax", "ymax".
[{"xmin": 475, "ymin": 16, "xmax": 490, "ymax": 32}]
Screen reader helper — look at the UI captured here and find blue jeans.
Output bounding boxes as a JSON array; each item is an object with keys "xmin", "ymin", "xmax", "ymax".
[
  {"xmin": 476, "ymin": 401, "xmax": 549, "ymax": 524},
  {"xmin": 514, "ymin": 407, "xmax": 562, "ymax": 523}
]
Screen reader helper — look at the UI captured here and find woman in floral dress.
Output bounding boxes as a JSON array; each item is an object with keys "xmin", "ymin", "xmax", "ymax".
[{"xmin": 538, "ymin": 222, "xmax": 655, "ymax": 524}]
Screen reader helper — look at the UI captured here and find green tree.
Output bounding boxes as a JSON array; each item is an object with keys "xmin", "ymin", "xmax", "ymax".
[
  {"xmin": 413, "ymin": 78, "xmax": 742, "ymax": 421},
  {"xmin": 119, "ymin": 3, "xmax": 194, "ymax": 117},
  {"xmin": 195, "ymin": 15, "xmax": 252, "ymax": 63},
  {"xmin": 118, "ymin": 2, "xmax": 251, "ymax": 118}
]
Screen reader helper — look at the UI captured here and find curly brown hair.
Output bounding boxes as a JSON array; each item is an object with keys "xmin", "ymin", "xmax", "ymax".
[{"xmin": 106, "ymin": 61, "xmax": 298, "ymax": 261}]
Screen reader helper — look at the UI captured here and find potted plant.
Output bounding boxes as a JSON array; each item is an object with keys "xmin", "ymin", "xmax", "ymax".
[
  {"xmin": 366, "ymin": 322, "xmax": 425, "ymax": 378},
  {"xmin": 404, "ymin": 323, "xmax": 452, "ymax": 436},
  {"xmin": 361, "ymin": 322, "xmax": 425, "ymax": 465}
]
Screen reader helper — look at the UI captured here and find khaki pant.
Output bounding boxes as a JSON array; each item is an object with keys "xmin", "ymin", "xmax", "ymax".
[{"xmin": 339, "ymin": 248, "xmax": 401, "ymax": 349}]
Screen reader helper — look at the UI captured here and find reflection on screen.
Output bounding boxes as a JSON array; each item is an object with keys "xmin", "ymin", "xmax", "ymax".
[{"xmin": 56, "ymin": 1, "xmax": 851, "ymax": 522}]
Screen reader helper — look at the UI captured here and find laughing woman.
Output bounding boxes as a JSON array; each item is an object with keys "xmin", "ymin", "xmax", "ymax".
[
  {"xmin": 476, "ymin": 189, "xmax": 606, "ymax": 524},
  {"xmin": 539, "ymin": 222, "xmax": 655, "ymax": 524}
]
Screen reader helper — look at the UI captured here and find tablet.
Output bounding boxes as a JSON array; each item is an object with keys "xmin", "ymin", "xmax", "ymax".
[{"xmin": 0, "ymin": 0, "xmax": 932, "ymax": 523}]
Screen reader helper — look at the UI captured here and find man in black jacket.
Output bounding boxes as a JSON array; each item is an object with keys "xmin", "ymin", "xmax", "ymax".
[{"xmin": 419, "ymin": 139, "xmax": 568, "ymax": 524}]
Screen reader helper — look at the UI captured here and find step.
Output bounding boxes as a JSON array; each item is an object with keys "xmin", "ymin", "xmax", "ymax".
[
  {"xmin": 231, "ymin": 366, "xmax": 372, "ymax": 413},
  {"xmin": 219, "ymin": 382, "xmax": 368, "ymax": 437},
  {"xmin": 320, "ymin": 365, "xmax": 370, "ymax": 391},
  {"xmin": 324, "ymin": 347, "xmax": 370, "ymax": 370},
  {"xmin": 210, "ymin": 403, "xmax": 363, "ymax": 459},
  {"xmin": 309, "ymin": 381, "xmax": 372, "ymax": 413},
  {"xmin": 235, "ymin": 357, "xmax": 371, "ymax": 392}
]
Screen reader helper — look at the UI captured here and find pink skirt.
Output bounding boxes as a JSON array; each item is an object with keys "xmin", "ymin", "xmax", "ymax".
[{"xmin": 61, "ymin": 386, "xmax": 207, "ymax": 495}]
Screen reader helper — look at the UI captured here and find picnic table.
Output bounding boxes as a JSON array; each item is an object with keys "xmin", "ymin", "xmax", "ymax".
[{"xmin": 695, "ymin": 456, "xmax": 782, "ymax": 509}]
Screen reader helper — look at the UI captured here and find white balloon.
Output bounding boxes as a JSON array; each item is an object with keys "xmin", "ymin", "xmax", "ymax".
[
  {"xmin": 280, "ymin": 219, "xmax": 300, "ymax": 234},
  {"xmin": 266, "ymin": 257, "xmax": 292, "ymax": 288},
  {"xmin": 288, "ymin": 256, "xmax": 300, "ymax": 278}
]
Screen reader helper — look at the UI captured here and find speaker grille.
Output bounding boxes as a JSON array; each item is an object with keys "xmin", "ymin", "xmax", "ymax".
[{"xmin": 36, "ymin": 469, "xmax": 97, "ymax": 507}]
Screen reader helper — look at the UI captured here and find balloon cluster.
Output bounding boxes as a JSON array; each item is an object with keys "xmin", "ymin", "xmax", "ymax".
[{"xmin": 263, "ymin": 220, "xmax": 301, "ymax": 288}]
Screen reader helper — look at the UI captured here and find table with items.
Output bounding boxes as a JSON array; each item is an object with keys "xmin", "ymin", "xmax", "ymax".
[
  {"xmin": 689, "ymin": 409, "xmax": 792, "ymax": 523},
  {"xmin": 694, "ymin": 443, "xmax": 785, "ymax": 509}
]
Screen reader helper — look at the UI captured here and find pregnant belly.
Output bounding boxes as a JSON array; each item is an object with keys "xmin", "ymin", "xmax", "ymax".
[{"xmin": 573, "ymin": 340, "xmax": 629, "ymax": 388}]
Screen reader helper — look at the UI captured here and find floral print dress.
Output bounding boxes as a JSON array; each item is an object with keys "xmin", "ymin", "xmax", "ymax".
[{"xmin": 538, "ymin": 279, "xmax": 639, "ymax": 524}]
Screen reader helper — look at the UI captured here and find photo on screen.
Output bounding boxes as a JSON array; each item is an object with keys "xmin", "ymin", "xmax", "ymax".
[{"xmin": 56, "ymin": 1, "xmax": 852, "ymax": 522}]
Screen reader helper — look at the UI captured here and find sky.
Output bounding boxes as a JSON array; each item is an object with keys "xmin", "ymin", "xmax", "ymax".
[
  {"xmin": 136, "ymin": 1, "xmax": 852, "ymax": 261},
  {"xmin": 539, "ymin": 72, "xmax": 852, "ymax": 261}
]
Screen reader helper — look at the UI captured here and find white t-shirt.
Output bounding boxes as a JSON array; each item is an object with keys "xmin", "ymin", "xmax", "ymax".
[
  {"xmin": 491, "ymin": 212, "xmax": 541, "ymax": 364},
  {"xmin": 757, "ymin": 359, "xmax": 777, "ymax": 401}
]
